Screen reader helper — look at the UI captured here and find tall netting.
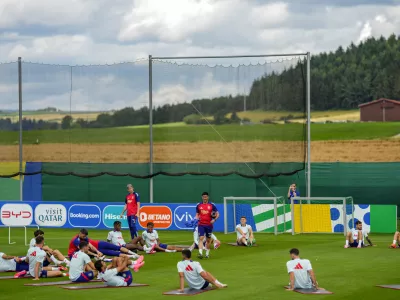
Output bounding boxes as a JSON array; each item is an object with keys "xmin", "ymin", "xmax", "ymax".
[{"xmin": 151, "ymin": 56, "xmax": 307, "ymax": 178}]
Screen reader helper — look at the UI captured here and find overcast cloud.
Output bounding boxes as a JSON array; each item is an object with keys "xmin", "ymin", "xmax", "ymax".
[{"xmin": 0, "ymin": 0, "xmax": 399, "ymax": 111}]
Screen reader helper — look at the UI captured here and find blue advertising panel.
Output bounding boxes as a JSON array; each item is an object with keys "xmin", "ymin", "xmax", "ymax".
[{"xmin": 0, "ymin": 201, "xmax": 225, "ymax": 232}]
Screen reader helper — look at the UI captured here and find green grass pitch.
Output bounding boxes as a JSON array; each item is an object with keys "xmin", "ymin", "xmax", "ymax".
[{"xmin": 0, "ymin": 228, "xmax": 398, "ymax": 299}]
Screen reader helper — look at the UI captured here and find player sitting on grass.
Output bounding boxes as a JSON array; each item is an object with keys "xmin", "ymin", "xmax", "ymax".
[
  {"xmin": 195, "ymin": 192, "xmax": 219, "ymax": 259},
  {"xmin": 390, "ymin": 231, "xmax": 400, "ymax": 248},
  {"xmin": 107, "ymin": 221, "xmax": 152, "ymax": 253},
  {"xmin": 69, "ymin": 240, "xmax": 98, "ymax": 283},
  {"xmin": 236, "ymin": 216, "xmax": 255, "ymax": 246},
  {"xmin": 30, "ymin": 229, "xmax": 70, "ymax": 267},
  {"xmin": 344, "ymin": 221, "xmax": 374, "ymax": 248},
  {"xmin": 286, "ymin": 248, "xmax": 319, "ymax": 291},
  {"xmin": 177, "ymin": 249, "xmax": 227, "ymax": 293},
  {"xmin": 186, "ymin": 220, "xmax": 221, "ymax": 251},
  {"xmin": 0, "ymin": 251, "xmax": 29, "ymax": 273},
  {"xmin": 95, "ymin": 255, "xmax": 145, "ymax": 287},
  {"xmin": 15, "ymin": 236, "xmax": 66, "ymax": 280},
  {"xmin": 142, "ymin": 222, "xmax": 184, "ymax": 253}
]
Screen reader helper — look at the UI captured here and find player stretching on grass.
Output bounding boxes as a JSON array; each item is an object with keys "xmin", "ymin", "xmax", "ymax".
[
  {"xmin": 286, "ymin": 248, "xmax": 319, "ymax": 291},
  {"xmin": 177, "ymin": 249, "xmax": 227, "ymax": 293},
  {"xmin": 120, "ymin": 184, "xmax": 140, "ymax": 239},
  {"xmin": 344, "ymin": 221, "xmax": 374, "ymax": 248},
  {"xmin": 142, "ymin": 222, "xmax": 183, "ymax": 253},
  {"xmin": 195, "ymin": 192, "xmax": 219, "ymax": 259},
  {"xmin": 236, "ymin": 216, "xmax": 256, "ymax": 246},
  {"xmin": 69, "ymin": 241, "xmax": 98, "ymax": 283},
  {"xmin": 107, "ymin": 221, "xmax": 151, "ymax": 252},
  {"xmin": 390, "ymin": 231, "xmax": 400, "ymax": 248},
  {"xmin": 95, "ymin": 255, "xmax": 145, "ymax": 287},
  {"xmin": 186, "ymin": 219, "xmax": 221, "ymax": 251},
  {"xmin": 0, "ymin": 251, "xmax": 29, "ymax": 272},
  {"xmin": 30, "ymin": 229, "xmax": 70, "ymax": 267}
]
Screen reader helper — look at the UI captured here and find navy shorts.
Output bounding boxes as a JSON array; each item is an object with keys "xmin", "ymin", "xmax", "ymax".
[
  {"xmin": 43, "ymin": 260, "xmax": 50, "ymax": 267},
  {"xmin": 159, "ymin": 243, "xmax": 168, "ymax": 249},
  {"xmin": 117, "ymin": 270, "xmax": 133, "ymax": 286},
  {"xmin": 15, "ymin": 262, "xmax": 29, "ymax": 272},
  {"xmin": 73, "ymin": 271, "xmax": 95, "ymax": 282},
  {"xmin": 350, "ymin": 241, "xmax": 362, "ymax": 248},
  {"xmin": 201, "ymin": 281, "xmax": 210, "ymax": 290},
  {"xmin": 40, "ymin": 270, "xmax": 48, "ymax": 278},
  {"xmin": 198, "ymin": 225, "xmax": 213, "ymax": 238}
]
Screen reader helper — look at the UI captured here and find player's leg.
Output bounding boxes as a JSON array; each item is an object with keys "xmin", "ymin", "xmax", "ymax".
[
  {"xmin": 49, "ymin": 249, "xmax": 70, "ymax": 267},
  {"xmin": 202, "ymin": 271, "xmax": 227, "ymax": 289},
  {"xmin": 356, "ymin": 230, "xmax": 363, "ymax": 248},
  {"xmin": 344, "ymin": 231, "xmax": 354, "ymax": 248},
  {"xmin": 41, "ymin": 270, "xmax": 63, "ymax": 278},
  {"xmin": 127, "ymin": 216, "xmax": 138, "ymax": 240},
  {"xmin": 237, "ymin": 237, "xmax": 247, "ymax": 246},
  {"xmin": 98, "ymin": 241, "xmax": 138, "ymax": 258},
  {"xmin": 166, "ymin": 245, "xmax": 184, "ymax": 252},
  {"xmin": 197, "ymin": 226, "xmax": 206, "ymax": 258},
  {"xmin": 205, "ymin": 236, "xmax": 212, "ymax": 258},
  {"xmin": 391, "ymin": 231, "xmax": 400, "ymax": 248}
]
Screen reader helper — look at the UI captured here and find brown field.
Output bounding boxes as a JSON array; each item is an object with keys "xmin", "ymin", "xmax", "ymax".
[{"xmin": 0, "ymin": 140, "xmax": 399, "ymax": 164}]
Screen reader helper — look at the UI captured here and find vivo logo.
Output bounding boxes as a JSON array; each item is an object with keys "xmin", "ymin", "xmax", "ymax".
[{"xmin": 174, "ymin": 206, "xmax": 196, "ymax": 230}]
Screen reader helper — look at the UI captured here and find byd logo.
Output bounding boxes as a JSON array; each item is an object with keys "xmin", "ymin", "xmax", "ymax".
[
  {"xmin": 138, "ymin": 206, "xmax": 172, "ymax": 229},
  {"xmin": 0, "ymin": 204, "xmax": 33, "ymax": 226},
  {"xmin": 174, "ymin": 206, "xmax": 196, "ymax": 229}
]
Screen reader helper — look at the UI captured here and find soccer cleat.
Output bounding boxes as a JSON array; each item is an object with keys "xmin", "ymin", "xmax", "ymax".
[
  {"xmin": 136, "ymin": 255, "xmax": 144, "ymax": 264},
  {"xmin": 344, "ymin": 245, "xmax": 349, "ymax": 248},
  {"xmin": 197, "ymin": 253, "xmax": 203, "ymax": 259},
  {"xmin": 214, "ymin": 241, "xmax": 221, "ymax": 250},
  {"xmin": 58, "ymin": 266, "xmax": 68, "ymax": 271},
  {"xmin": 390, "ymin": 244, "xmax": 398, "ymax": 249},
  {"xmin": 14, "ymin": 270, "xmax": 27, "ymax": 278},
  {"xmin": 205, "ymin": 255, "xmax": 209, "ymax": 259},
  {"xmin": 133, "ymin": 261, "xmax": 145, "ymax": 272}
]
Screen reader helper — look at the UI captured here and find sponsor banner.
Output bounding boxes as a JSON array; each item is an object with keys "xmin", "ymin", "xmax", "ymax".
[
  {"xmin": 68, "ymin": 204, "xmax": 101, "ymax": 228},
  {"xmin": 35, "ymin": 204, "xmax": 67, "ymax": 227},
  {"xmin": 174, "ymin": 206, "xmax": 197, "ymax": 230},
  {"xmin": 1, "ymin": 203, "xmax": 33, "ymax": 226},
  {"xmin": 103, "ymin": 205, "xmax": 128, "ymax": 229},
  {"xmin": 139, "ymin": 206, "xmax": 173, "ymax": 229}
]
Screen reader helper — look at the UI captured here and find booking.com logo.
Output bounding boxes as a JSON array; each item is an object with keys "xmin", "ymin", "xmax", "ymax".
[
  {"xmin": 68, "ymin": 204, "xmax": 101, "ymax": 228},
  {"xmin": 103, "ymin": 205, "xmax": 128, "ymax": 229}
]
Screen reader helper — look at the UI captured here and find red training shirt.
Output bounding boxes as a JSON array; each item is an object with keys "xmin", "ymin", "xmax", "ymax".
[{"xmin": 125, "ymin": 192, "xmax": 140, "ymax": 216}]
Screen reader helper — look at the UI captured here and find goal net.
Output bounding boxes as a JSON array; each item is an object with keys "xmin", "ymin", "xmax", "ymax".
[
  {"xmin": 223, "ymin": 197, "xmax": 288, "ymax": 235},
  {"xmin": 290, "ymin": 197, "xmax": 354, "ymax": 236}
]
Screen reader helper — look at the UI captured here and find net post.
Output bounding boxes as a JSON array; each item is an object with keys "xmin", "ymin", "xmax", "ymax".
[
  {"xmin": 291, "ymin": 198, "xmax": 295, "ymax": 235},
  {"xmin": 18, "ymin": 57, "xmax": 23, "ymax": 201},
  {"xmin": 148, "ymin": 55, "xmax": 154, "ymax": 203},
  {"xmin": 223, "ymin": 197, "xmax": 227, "ymax": 234},
  {"xmin": 24, "ymin": 226, "xmax": 27, "ymax": 245},
  {"xmin": 274, "ymin": 198, "xmax": 278, "ymax": 235},
  {"xmin": 300, "ymin": 198, "xmax": 303, "ymax": 234},
  {"xmin": 343, "ymin": 197, "xmax": 347, "ymax": 237},
  {"xmin": 306, "ymin": 52, "xmax": 311, "ymax": 202},
  {"xmin": 233, "ymin": 200, "xmax": 236, "ymax": 228}
]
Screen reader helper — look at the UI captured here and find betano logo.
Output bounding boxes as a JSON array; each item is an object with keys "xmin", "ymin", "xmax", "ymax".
[{"xmin": 139, "ymin": 206, "xmax": 172, "ymax": 229}]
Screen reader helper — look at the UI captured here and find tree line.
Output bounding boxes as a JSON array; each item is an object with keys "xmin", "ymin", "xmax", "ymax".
[{"xmin": 1, "ymin": 35, "xmax": 399, "ymax": 130}]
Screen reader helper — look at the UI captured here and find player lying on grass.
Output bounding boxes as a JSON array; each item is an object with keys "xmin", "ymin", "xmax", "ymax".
[
  {"xmin": 108, "ymin": 221, "xmax": 153, "ymax": 252},
  {"xmin": 0, "ymin": 251, "xmax": 29, "ymax": 272},
  {"xmin": 30, "ymin": 229, "xmax": 70, "ymax": 267},
  {"xmin": 142, "ymin": 222, "xmax": 184, "ymax": 253},
  {"xmin": 390, "ymin": 231, "xmax": 400, "ymax": 248},
  {"xmin": 68, "ymin": 228, "xmax": 140, "ymax": 259},
  {"xmin": 185, "ymin": 219, "xmax": 220, "ymax": 251},
  {"xmin": 286, "ymin": 248, "xmax": 319, "ymax": 291},
  {"xmin": 195, "ymin": 192, "xmax": 219, "ymax": 259},
  {"xmin": 344, "ymin": 221, "xmax": 374, "ymax": 248},
  {"xmin": 69, "ymin": 240, "xmax": 98, "ymax": 283},
  {"xmin": 15, "ymin": 236, "xmax": 67, "ymax": 280},
  {"xmin": 177, "ymin": 249, "xmax": 227, "ymax": 293},
  {"xmin": 236, "ymin": 216, "xmax": 256, "ymax": 246},
  {"xmin": 95, "ymin": 255, "xmax": 145, "ymax": 287}
]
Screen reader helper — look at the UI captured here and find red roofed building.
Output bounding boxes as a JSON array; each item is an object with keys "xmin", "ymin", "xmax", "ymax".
[{"xmin": 358, "ymin": 98, "xmax": 400, "ymax": 122}]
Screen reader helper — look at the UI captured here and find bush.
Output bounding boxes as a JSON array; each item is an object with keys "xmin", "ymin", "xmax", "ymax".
[{"xmin": 183, "ymin": 114, "xmax": 201, "ymax": 125}]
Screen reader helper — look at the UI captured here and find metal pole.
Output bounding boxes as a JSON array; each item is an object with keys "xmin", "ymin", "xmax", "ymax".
[
  {"xmin": 149, "ymin": 55, "xmax": 154, "ymax": 203},
  {"xmin": 306, "ymin": 52, "xmax": 311, "ymax": 201},
  {"xmin": 18, "ymin": 57, "xmax": 23, "ymax": 201},
  {"xmin": 152, "ymin": 53, "xmax": 308, "ymax": 60}
]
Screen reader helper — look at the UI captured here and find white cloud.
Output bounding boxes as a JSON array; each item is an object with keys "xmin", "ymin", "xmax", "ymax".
[{"xmin": 358, "ymin": 22, "xmax": 372, "ymax": 43}]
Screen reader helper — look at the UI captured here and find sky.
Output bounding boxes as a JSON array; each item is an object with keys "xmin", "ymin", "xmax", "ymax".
[{"xmin": 0, "ymin": 0, "xmax": 399, "ymax": 112}]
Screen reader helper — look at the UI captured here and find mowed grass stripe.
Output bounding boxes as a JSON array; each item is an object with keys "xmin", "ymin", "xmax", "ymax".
[{"xmin": 0, "ymin": 122, "xmax": 399, "ymax": 145}]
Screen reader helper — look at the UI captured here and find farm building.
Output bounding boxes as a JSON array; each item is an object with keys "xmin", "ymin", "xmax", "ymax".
[{"xmin": 358, "ymin": 98, "xmax": 400, "ymax": 122}]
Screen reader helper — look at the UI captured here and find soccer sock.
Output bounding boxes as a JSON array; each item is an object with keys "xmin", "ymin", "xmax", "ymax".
[
  {"xmin": 244, "ymin": 240, "xmax": 248, "ymax": 246},
  {"xmin": 205, "ymin": 248, "xmax": 210, "ymax": 256},
  {"xmin": 52, "ymin": 267, "xmax": 59, "ymax": 271},
  {"xmin": 393, "ymin": 240, "xmax": 397, "ymax": 244},
  {"xmin": 345, "ymin": 240, "xmax": 349, "ymax": 246},
  {"xmin": 199, "ymin": 249, "xmax": 203, "ymax": 255},
  {"xmin": 127, "ymin": 250, "xmax": 135, "ymax": 255},
  {"xmin": 63, "ymin": 258, "xmax": 70, "ymax": 266},
  {"xmin": 103, "ymin": 258, "xmax": 112, "ymax": 262},
  {"xmin": 50, "ymin": 255, "xmax": 62, "ymax": 265},
  {"xmin": 165, "ymin": 249, "xmax": 176, "ymax": 253},
  {"xmin": 215, "ymin": 279, "xmax": 222, "ymax": 285},
  {"xmin": 128, "ymin": 254, "xmax": 139, "ymax": 259},
  {"xmin": 19, "ymin": 256, "xmax": 26, "ymax": 261}
]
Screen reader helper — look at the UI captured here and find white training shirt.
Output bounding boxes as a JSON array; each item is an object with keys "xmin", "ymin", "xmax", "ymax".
[
  {"xmin": 0, "ymin": 252, "xmax": 17, "ymax": 272},
  {"xmin": 29, "ymin": 238, "xmax": 36, "ymax": 249},
  {"xmin": 286, "ymin": 258, "xmax": 313, "ymax": 289},
  {"xmin": 351, "ymin": 229, "xmax": 368, "ymax": 243},
  {"xmin": 177, "ymin": 260, "xmax": 206, "ymax": 290},
  {"xmin": 193, "ymin": 227, "xmax": 218, "ymax": 245},
  {"xmin": 236, "ymin": 224, "xmax": 252, "ymax": 240},
  {"xmin": 27, "ymin": 247, "xmax": 46, "ymax": 277},
  {"xmin": 107, "ymin": 231, "xmax": 127, "ymax": 246},
  {"xmin": 69, "ymin": 251, "xmax": 91, "ymax": 281},
  {"xmin": 142, "ymin": 230, "xmax": 159, "ymax": 248},
  {"xmin": 99, "ymin": 268, "xmax": 127, "ymax": 287}
]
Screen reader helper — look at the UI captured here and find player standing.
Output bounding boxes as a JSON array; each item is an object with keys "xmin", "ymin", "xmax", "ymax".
[
  {"xmin": 286, "ymin": 248, "xmax": 319, "ymax": 291},
  {"xmin": 177, "ymin": 249, "xmax": 227, "ymax": 292},
  {"xmin": 236, "ymin": 216, "xmax": 255, "ymax": 246},
  {"xmin": 195, "ymin": 192, "xmax": 219, "ymax": 259},
  {"xmin": 120, "ymin": 184, "xmax": 140, "ymax": 239}
]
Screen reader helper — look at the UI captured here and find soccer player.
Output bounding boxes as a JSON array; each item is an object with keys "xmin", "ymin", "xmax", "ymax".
[
  {"xmin": 188, "ymin": 223, "xmax": 221, "ymax": 251},
  {"xmin": 68, "ymin": 228, "xmax": 101, "ymax": 259},
  {"xmin": 120, "ymin": 183, "xmax": 140, "ymax": 239},
  {"xmin": 95, "ymin": 255, "xmax": 145, "ymax": 287},
  {"xmin": 344, "ymin": 220, "xmax": 373, "ymax": 248},
  {"xmin": 236, "ymin": 216, "xmax": 255, "ymax": 246},
  {"xmin": 69, "ymin": 241, "xmax": 98, "ymax": 283},
  {"xmin": 30, "ymin": 229, "xmax": 70, "ymax": 267},
  {"xmin": 390, "ymin": 231, "xmax": 400, "ymax": 248},
  {"xmin": 26, "ymin": 236, "xmax": 65, "ymax": 280},
  {"xmin": 107, "ymin": 221, "xmax": 150, "ymax": 253},
  {"xmin": 288, "ymin": 183, "xmax": 300, "ymax": 204},
  {"xmin": 286, "ymin": 248, "xmax": 319, "ymax": 291},
  {"xmin": 0, "ymin": 252, "xmax": 29, "ymax": 272},
  {"xmin": 177, "ymin": 249, "xmax": 227, "ymax": 293},
  {"xmin": 195, "ymin": 192, "xmax": 219, "ymax": 259},
  {"xmin": 142, "ymin": 222, "xmax": 183, "ymax": 253}
]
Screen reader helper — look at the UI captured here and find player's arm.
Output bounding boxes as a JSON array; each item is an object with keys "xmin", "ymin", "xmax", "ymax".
[
  {"xmin": 33, "ymin": 262, "xmax": 41, "ymax": 280},
  {"xmin": 211, "ymin": 205, "xmax": 219, "ymax": 222},
  {"xmin": 178, "ymin": 272, "xmax": 185, "ymax": 292},
  {"xmin": 136, "ymin": 193, "xmax": 140, "ymax": 216},
  {"xmin": 107, "ymin": 232, "xmax": 112, "ymax": 243},
  {"xmin": 195, "ymin": 205, "xmax": 200, "ymax": 220},
  {"xmin": 88, "ymin": 243, "xmax": 102, "ymax": 257},
  {"xmin": 308, "ymin": 269, "xmax": 318, "ymax": 289},
  {"xmin": 1, "ymin": 253, "xmax": 16, "ymax": 260},
  {"xmin": 120, "ymin": 198, "xmax": 127, "ymax": 218},
  {"xmin": 249, "ymin": 227, "xmax": 254, "ymax": 239},
  {"xmin": 288, "ymin": 272, "xmax": 295, "ymax": 290}
]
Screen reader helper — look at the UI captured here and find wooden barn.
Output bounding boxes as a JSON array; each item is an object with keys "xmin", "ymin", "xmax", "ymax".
[{"xmin": 358, "ymin": 98, "xmax": 400, "ymax": 122}]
